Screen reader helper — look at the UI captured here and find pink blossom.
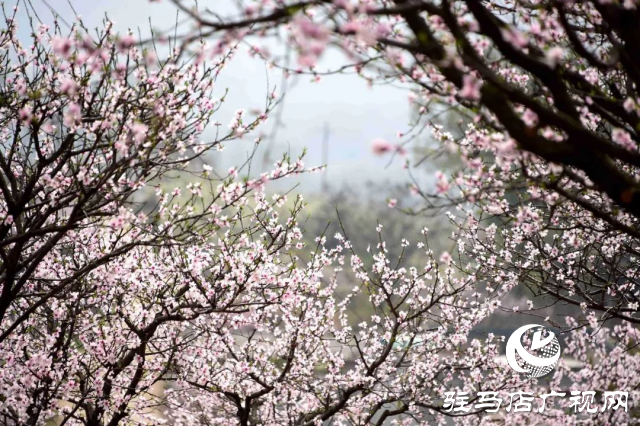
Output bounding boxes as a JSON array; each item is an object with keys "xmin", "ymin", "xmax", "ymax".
[
  {"xmin": 131, "ymin": 123, "xmax": 148, "ymax": 144},
  {"xmin": 546, "ymin": 46, "xmax": 565, "ymax": 67},
  {"xmin": 2, "ymin": 10, "xmax": 639, "ymax": 426},
  {"xmin": 522, "ymin": 109, "xmax": 538, "ymax": 127},
  {"xmin": 435, "ymin": 171, "xmax": 450, "ymax": 193},
  {"xmin": 530, "ymin": 21, "xmax": 541, "ymax": 36},
  {"xmin": 293, "ymin": 14, "xmax": 329, "ymax": 40},
  {"xmin": 375, "ymin": 23, "xmax": 391, "ymax": 38},
  {"xmin": 371, "ymin": 138, "xmax": 393, "ymax": 155},
  {"xmin": 117, "ymin": 35, "xmax": 136, "ymax": 51},
  {"xmin": 459, "ymin": 74, "xmax": 482, "ymax": 100},
  {"xmin": 624, "ymin": 97, "xmax": 637, "ymax": 113},
  {"xmin": 501, "ymin": 28, "xmax": 528, "ymax": 48},
  {"xmin": 18, "ymin": 106, "xmax": 32, "ymax": 123},
  {"xmin": 612, "ymin": 128, "xmax": 635, "ymax": 151},
  {"xmin": 292, "ymin": 14, "xmax": 330, "ymax": 66},
  {"xmin": 42, "ymin": 122, "xmax": 54, "ymax": 133},
  {"xmin": 63, "ymin": 103, "xmax": 81, "ymax": 127},
  {"xmin": 50, "ymin": 36, "xmax": 73, "ymax": 58},
  {"xmin": 60, "ymin": 78, "xmax": 77, "ymax": 95}
]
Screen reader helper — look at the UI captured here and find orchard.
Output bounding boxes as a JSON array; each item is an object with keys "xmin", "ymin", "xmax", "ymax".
[{"xmin": 0, "ymin": 0, "xmax": 639, "ymax": 424}]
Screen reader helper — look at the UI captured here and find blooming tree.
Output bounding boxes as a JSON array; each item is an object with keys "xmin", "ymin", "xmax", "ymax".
[
  {"xmin": 0, "ymin": 9, "xmax": 294, "ymax": 425},
  {"xmin": 162, "ymin": 0, "xmax": 640, "ymax": 422},
  {"xmin": 0, "ymin": 7, "xmax": 279, "ymax": 344},
  {"xmin": 1, "ymin": 0, "xmax": 640, "ymax": 424},
  {"xmin": 172, "ymin": 0, "xmax": 640, "ymax": 220},
  {"xmin": 167, "ymin": 0, "xmax": 640, "ymax": 321}
]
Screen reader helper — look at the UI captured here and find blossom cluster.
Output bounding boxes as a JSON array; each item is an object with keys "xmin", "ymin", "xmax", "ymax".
[{"xmin": 2, "ymin": 0, "xmax": 640, "ymax": 423}]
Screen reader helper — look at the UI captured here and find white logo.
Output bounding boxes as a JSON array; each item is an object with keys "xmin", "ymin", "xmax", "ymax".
[{"xmin": 506, "ymin": 324, "xmax": 561, "ymax": 378}]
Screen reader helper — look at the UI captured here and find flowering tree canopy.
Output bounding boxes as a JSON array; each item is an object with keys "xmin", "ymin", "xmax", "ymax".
[
  {"xmin": 172, "ymin": 0, "xmax": 640, "ymax": 221},
  {"xmin": 168, "ymin": 0, "xmax": 640, "ymax": 324},
  {"xmin": 0, "ymin": 0, "xmax": 639, "ymax": 425}
]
